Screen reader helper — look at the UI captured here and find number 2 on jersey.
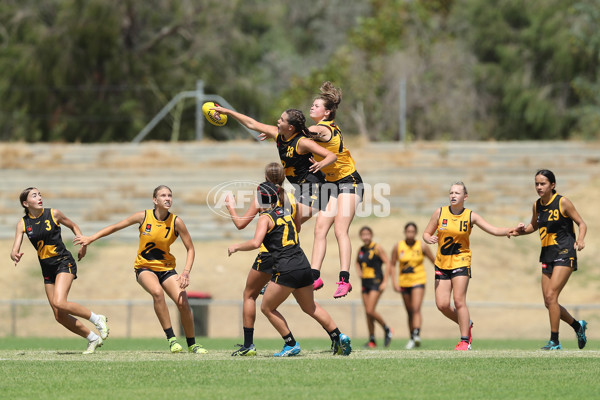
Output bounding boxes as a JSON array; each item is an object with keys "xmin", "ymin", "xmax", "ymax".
[{"xmin": 277, "ymin": 215, "xmax": 298, "ymax": 247}]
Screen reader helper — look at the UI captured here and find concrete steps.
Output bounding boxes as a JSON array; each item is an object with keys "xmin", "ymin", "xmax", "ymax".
[{"xmin": 1, "ymin": 141, "xmax": 598, "ymax": 240}]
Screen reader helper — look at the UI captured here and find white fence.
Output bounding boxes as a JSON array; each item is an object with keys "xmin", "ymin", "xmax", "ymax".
[{"xmin": 2, "ymin": 299, "xmax": 599, "ymax": 340}]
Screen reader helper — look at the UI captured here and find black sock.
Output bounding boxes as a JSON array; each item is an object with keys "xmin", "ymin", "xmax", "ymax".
[
  {"xmin": 384, "ymin": 326, "xmax": 391, "ymax": 334},
  {"xmin": 413, "ymin": 328, "xmax": 421, "ymax": 337},
  {"xmin": 186, "ymin": 337, "xmax": 195, "ymax": 347},
  {"xmin": 243, "ymin": 327, "xmax": 254, "ymax": 348},
  {"xmin": 460, "ymin": 336, "xmax": 469, "ymax": 343},
  {"xmin": 283, "ymin": 332, "xmax": 296, "ymax": 347},
  {"xmin": 328, "ymin": 328, "xmax": 341, "ymax": 342},
  {"xmin": 312, "ymin": 269, "xmax": 321, "ymax": 280},
  {"xmin": 164, "ymin": 327, "xmax": 175, "ymax": 340},
  {"xmin": 369, "ymin": 335, "xmax": 375, "ymax": 343},
  {"xmin": 550, "ymin": 332, "xmax": 559, "ymax": 343},
  {"xmin": 570, "ymin": 320, "xmax": 581, "ymax": 333},
  {"xmin": 339, "ymin": 271, "xmax": 350, "ymax": 282}
]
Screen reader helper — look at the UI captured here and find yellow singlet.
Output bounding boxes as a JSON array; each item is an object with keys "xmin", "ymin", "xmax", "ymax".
[
  {"xmin": 134, "ymin": 209, "xmax": 178, "ymax": 271},
  {"xmin": 434, "ymin": 206, "xmax": 472, "ymax": 270},
  {"xmin": 312, "ymin": 120, "xmax": 356, "ymax": 182},
  {"xmin": 397, "ymin": 240, "xmax": 427, "ymax": 287}
]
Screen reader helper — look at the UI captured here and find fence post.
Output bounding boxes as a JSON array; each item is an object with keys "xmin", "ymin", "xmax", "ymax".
[
  {"xmin": 351, "ymin": 301, "xmax": 357, "ymax": 339},
  {"xmin": 126, "ymin": 301, "xmax": 133, "ymax": 338},
  {"xmin": 11, "ymin": 302, "xmax": 17, "ymax": 337},
  {"xmin": 196, "ymin": 80, "xmax": 205, "ymax": 141}
]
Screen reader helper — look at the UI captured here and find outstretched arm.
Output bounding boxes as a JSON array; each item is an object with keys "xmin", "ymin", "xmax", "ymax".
[
  {"xmin": 74, "ymin": 211, "xmax": 145, "ymax": 246},
  {"xmin": 212, "ymin": 106, "xmax": 278, "ymax": 139},
  {"xmin": 175, "ymin": 217, "xmax": 195, "ymax": 289},
  {"xmin": 510, "ymin": 204, "xmax": 538, "ymax": 237},
  {"xmin": 228, "ymin": 215, "xmax": 271, "ymax": 256},
  {"xmin": 471, "ymin": 212, "xmax": 510, "ymax": 237},
  {"xmin": 225, "ymin": 193, "xmax": 259, "ymax": 230},
  {"xmin": 10, "ymin": 221, "xmax": 25, "ymax": 266}
]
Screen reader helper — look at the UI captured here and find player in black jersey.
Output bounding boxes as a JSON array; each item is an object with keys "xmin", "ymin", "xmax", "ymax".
[
  {"xmin": 225, "ymin": 162, "xmax": 290, "ymax": 356},
  {"xmin": 511, "ymin": 170, "xmax": 588, "ymax": 350},
  {"xmin": 228, "ymin": 182, "xmax": 352, "ymax": 357},
  {"xmin": 211, "ymin": 105, "xmax": 336, "ymax": 221},
  {"xmin": 10, "ymin": 187, "xmax": 109, "ymax": 354},
  {"xmin": 355, "ymin": 226, "xmax": 393, "ymax": 348}
]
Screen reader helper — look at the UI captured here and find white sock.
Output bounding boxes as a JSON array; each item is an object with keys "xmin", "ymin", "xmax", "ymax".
[
  {"xmin": 89, "ymin": 312, "xmax": 100, "ymax": 325},
  {"xmin": 87, "ymin": 332, "xmax": 99, "ymax": 342}
]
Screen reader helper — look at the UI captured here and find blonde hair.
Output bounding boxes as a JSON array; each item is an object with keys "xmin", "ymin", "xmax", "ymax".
[
  {"xmin": 153, "ymin": 185, "xmax": 172, "ymax": 198},
  {"xmin": 316, "ymin": 81, "xmax": 342, "ymax": 120},
  {"xmin": 450, "ymin": 181, "xmax": 468, "ymax": 195},
  {"xmin": 265, "ymin": 162, "xmax": 285, "ymax": 185}
]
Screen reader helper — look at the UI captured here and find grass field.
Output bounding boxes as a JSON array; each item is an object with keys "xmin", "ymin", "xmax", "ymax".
[{"xmin": 1, "ymin": 338, "xmax": 599, "ymax": 399}]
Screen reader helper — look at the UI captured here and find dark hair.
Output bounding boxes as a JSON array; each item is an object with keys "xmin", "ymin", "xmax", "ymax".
[
  {"xmin": 19, "ymin": 187, "xmax": 36, "ymax": 215},
  {"xmin": 535, "ymin": 169, "xmax": 557, "ymax": 194},
  {"xmin": 264, "ymin": 162, "xmax": 285, "ymax": 186},
  {"xmin": 359, "ymin": 226, "xmax": 373, "ymax": 235},
  {"xmin": 316, "ymin": 81, "xmax": 342, "ymax": 120},
  {"xmin": 404, "ymin": 222, "xmax": 417, "ymax": 232},
  {"xmin": 285, "ymin": 108, "xmax": 311, "ymax": 137},
  {"xmin": 257, "ymin": 181, "xmax": 283, "ymax": 209},
  {"xmin": 153, "ymin": 185, "xmax": 172, "ymax": 198}
]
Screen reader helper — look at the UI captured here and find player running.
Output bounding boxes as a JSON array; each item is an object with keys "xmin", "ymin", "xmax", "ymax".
[{"xmin": 10, "ymin": 187, "xmax": 109, "ymax": 354}]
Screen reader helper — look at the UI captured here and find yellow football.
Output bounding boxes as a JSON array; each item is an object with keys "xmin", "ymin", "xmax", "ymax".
[{"xmin": 202, "ymin": 101, "xmax": 227, "ymax": 127}]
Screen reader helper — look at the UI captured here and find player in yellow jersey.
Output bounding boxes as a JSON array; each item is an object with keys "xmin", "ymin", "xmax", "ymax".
[
  {"xmin": 423, "ymin": 182, "xmax": 511, "ymax": 351},
  {"xmin": 210, "ymin": 105, "xmax": 337, "ymax": 223},
  {"xmin": 510, "ymin": 170, "xmax": 588, "ymax": 350},
  {"xmin": 389, "ymin": 222, "xmax": 435, "ymax": 349},
  {"xmin": 74, "ymin": 185, "xmax": 208, "ymax": 354},
  {"xmin": 10, "ymin": 187, "xmax": 109, "ymax": 354},
  {"xmin": 355, "ymin": 227, "xmax": 393, "ymax": 348},
  {"xmin": 305, "ymin": 82, "xmax": 363, "ymax": 298}
]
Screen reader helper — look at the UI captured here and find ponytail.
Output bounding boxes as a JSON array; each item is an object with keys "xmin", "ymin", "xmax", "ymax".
[
  {"xmin": 19, "ymin": 187, "xmax": 36, "ymax": 215},
  {"xmin": 316, "ymin": 81, "xmax": 342, "ymax": 120}
]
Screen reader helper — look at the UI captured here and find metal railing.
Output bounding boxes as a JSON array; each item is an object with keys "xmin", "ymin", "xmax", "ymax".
[{"xmin": 2, "ymin": 298, "xmax": 599, "ymax": 338}]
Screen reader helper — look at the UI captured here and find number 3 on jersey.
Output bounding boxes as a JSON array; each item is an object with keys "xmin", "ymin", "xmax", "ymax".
[{"xmin": 277, "ymin": 215, "xmax": 298, "ymax": 247}]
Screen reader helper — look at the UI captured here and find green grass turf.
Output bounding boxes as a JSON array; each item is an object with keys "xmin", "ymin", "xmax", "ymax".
[{"xmin": 0, "ymin": 338, "xmax": 598, "ymax": 400}]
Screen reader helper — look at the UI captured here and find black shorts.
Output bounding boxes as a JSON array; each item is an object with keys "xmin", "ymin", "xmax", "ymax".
[
  {"xmin": 362, "ymin": 278, "xmax": 382, "ymax": 293},
  {"xmin": 293, "ymin": 176, "xmax": 329, "ymax": 212},
  {"xmin": 400, "ymin": 284, "xmax": 425, "ymax": 294},
  {"xmin": 271, "ymin": 268, "xmax": 313, "ymax": 289},
  {"xmin": 252, "ymin": 252, "xmax": 275, "ymax": 275},
  {"xmin": 434, "ymin": 265, "xmax": 471, "ymax": 280},
  {"xmin": 41, "ymin": 255, "xmax": 77, "ymax": 284},
  {"xmin": 135, "ymin": 268, "xmax": 177, "ymax": 284},
  {"xmin": 542, "ymin": 258, "xmax": 577, "ymax": 274},
  {"xmin": 321, "ymin": 171, "xmax": 364, "ymax": 201}
]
